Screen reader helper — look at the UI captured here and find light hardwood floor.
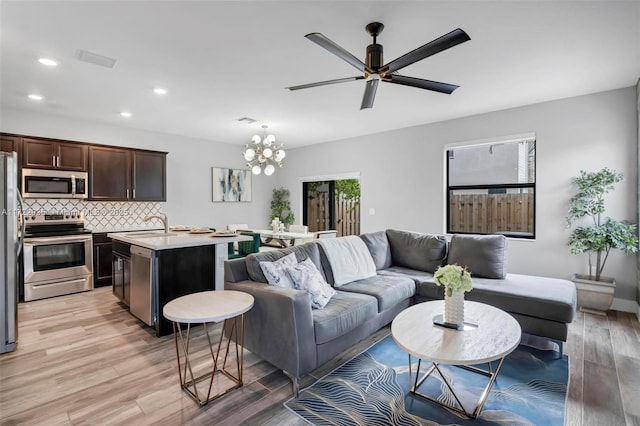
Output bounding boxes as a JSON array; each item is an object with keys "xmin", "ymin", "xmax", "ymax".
[{"xmin": 1, "ymin": 287, "xmax": 639, "ymax": 425}]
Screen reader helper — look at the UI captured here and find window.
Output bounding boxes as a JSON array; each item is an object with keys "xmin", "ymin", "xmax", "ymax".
[{"xmin": 446, "ymin": 137, "xmax": 536, "ymax": 238}]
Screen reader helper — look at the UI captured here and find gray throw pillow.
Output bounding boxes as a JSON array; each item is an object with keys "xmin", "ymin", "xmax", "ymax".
[
  {"xmin": 386, "ymin": 229, "xmax": 447, "ymax": 272},
  {"xmin": 285, "ymin": 258, "xmax": 336, "ymax": 309},
  {"xmin": 259, "ymin": 252, "xmax": 297, "ymax": 288},
  {"xmin": 245, "ymin": 242, "xmax": 326, "ymax": 283},
  {"xmin": 447, "ymin": 234, "xmax": 508, "ymax": 279},
  {"xmin": 359, "ymin": 231, "xmax": 392, "ymax": 270}
]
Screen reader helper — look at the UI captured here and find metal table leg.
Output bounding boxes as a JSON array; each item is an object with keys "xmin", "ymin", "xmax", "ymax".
[
  {"xmin": 409, "ymin": 356, "xmax": 507, "ymax": 418},
  {"xmin": 172, "ymin": 313, "xmax": 246, "ymax": 406}
]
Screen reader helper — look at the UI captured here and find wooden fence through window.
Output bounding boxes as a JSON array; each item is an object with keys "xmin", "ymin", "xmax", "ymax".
[
  {"xmin": 449, "ymin": 193, "xmax": 534, "ymax": 234},
  {"xmin": 307, "ymin": 191, "xmax": 360, "ymax": 237}
]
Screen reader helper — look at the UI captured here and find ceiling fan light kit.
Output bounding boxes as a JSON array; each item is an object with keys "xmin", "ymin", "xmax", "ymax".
[{"xmin": 287, "ymin": 22, "xmax": 470, "ymax": 109}]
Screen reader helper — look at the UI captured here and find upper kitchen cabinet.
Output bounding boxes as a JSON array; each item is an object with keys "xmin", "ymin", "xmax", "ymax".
[
  {"xmin": 132, "ymin": 150, "xmax": 166, "ymax": 201},
  {"xmin": 89, "ymin": 146, "xmax": 131, "ymax": 200},
  {"xmin": 0, "ymin": 134, "xmax": 22, "ymax": 155},
  {"xmin": 23, "ymin": 138, "xmax": 88, "ymax": 171},
  {"xmin": 89, "ymin": 146, "xmax": 166, "ymax": 201}
]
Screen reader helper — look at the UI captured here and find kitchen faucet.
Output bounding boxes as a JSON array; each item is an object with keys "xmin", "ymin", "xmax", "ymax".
[{"xmin": 144, "ymin": 213, "xmax": 169, "ymax": 233}]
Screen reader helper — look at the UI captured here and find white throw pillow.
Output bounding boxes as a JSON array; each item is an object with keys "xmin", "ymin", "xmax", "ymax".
[
  {"xmin": 259, "ymin": 252, "xmax": 297, "ymax": 289},
  {"xmin": 285, "ymin": 258, "xmax": 336, "ymax": 309}
]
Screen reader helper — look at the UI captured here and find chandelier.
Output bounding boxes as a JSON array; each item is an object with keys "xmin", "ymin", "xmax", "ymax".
[{"xmin": 243, "ymin": 125, "xmax": 286, "ymax": 176}]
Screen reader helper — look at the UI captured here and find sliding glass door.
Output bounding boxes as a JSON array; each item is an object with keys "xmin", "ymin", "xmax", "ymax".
[{"xmin": 303, "ymin": 179, "xmax": 360, "ymax": 237}]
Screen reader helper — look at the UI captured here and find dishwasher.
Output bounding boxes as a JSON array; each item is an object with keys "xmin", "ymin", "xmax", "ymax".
[{"xmin": 130, "ymin": 246, "xmax": 156, "ymax": 326}]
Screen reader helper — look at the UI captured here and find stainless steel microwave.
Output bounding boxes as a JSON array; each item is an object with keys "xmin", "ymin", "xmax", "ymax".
[{"xmin": 22, "ymin": 168, "xmax": 88, "ymax": 199}]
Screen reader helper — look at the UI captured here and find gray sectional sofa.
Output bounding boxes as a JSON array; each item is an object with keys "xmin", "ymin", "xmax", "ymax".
[{"xmin": 224, "ymin": 229, "xmax": 577, "ymax": 395}]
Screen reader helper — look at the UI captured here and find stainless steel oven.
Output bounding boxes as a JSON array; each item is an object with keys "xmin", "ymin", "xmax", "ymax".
[{"xmin": 22, "ymin": 214, "xmax": 93, "ymax": 301}]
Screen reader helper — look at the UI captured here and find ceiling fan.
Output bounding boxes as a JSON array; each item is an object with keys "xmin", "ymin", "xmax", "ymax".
[{"xmin": 286, "ymin": 22, "xmax": 470, "ymax": 110}]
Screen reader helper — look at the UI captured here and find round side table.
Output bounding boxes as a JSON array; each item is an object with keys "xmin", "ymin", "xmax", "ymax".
[{"xmin": 163, "ymin": 290, "xmax": 254, "ymax": 406}]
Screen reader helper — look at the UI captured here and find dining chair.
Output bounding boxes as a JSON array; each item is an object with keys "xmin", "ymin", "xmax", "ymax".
[
  {"xmin": 227, "ymin": 224, "xmax": 250, "ymax": 253},
  {"xmin": 228, "ymin": 232, "xmax": 261, "ymax": 259},
  {"xmin": 288, "ymin": 224, "xmax": 308, "ymax": 233},
  {"xmin": 315, "ymin": 230, "xmax": 337, "ymax": 239},
  {"xmin": 288, "ymin": 224, "xmax": 313, "ymax": 246}
]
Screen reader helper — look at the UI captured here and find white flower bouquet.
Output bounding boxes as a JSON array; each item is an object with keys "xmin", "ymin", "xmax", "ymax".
[{"xmin": 434, "ymin": 264, "xmax": 473, "ymax": 297}]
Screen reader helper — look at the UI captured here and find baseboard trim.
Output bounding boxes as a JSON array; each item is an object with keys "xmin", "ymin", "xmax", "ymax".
[{"xmin": 611, "ymin": 298, "xmax": 640, "ymax": 320}]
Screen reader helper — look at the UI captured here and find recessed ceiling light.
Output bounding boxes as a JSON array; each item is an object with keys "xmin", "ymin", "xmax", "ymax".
[
  {"xmin": 38, "ymin": 58, "xmax": 58, "ymax": 67},
  {"xmin": 153, "ymin": 88, "xmax": 167, "ymax": 95},
  {"xmin": 120, "ymin": 112, "xmax": 132, "ymax": 118},
  {"xmin": 28, "ymin": 94, "xmax": 44, "ymax": 101}
]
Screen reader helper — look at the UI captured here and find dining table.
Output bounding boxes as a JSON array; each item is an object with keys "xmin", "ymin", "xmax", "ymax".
[{"xmin": 250, "ymin": 229, "xmax": 315, "ymax": 248}]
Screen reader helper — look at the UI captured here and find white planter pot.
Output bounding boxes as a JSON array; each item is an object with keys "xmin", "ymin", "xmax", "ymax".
[
  {"xmin": 571, "ymin": 273, "xmax": 615, "ymax": 315},
  {"xmin": 444, "ymin": 289, "xmax": 465, "ymax": 326}
]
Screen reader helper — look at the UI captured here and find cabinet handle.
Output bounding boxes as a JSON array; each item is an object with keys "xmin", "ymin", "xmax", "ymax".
[
  {"xmin": 57, "ymin": 156, "xmax": 60, "ymax": 167},
  {"xmin": 133, "ymin": 188, "xmax": 136, "ymax": 199},
  {"xmin": 126, "ymin": 189, "xmax": 130, "ymax": 199},
  {"xmin": 53, "ymin": 155, "xmax": 56, "ymax": 167}
]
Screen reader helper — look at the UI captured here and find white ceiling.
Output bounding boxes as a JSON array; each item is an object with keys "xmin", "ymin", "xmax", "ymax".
[{"xmin": 1, "ymin": 1, "xmax": 639, "ymax": 148}]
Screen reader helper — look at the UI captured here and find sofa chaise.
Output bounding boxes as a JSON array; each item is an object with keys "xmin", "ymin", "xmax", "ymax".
[{"xmin": 224, "ymin": 229, "xmax": 576, "ymax": 395}]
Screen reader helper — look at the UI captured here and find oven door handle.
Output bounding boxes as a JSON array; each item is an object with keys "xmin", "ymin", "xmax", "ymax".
[{"xmin": 25, "ymin": 236, "xmax": 92, "ymax": 244}]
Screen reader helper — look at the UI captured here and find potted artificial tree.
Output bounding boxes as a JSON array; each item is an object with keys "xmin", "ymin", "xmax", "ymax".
[
  {"xmin": 566, "ymin": 168, "xmax": 638, "ymax": 314},
  {"xmin": 270, "ymin": 187, "xmax": 294, "ymax": 230}
]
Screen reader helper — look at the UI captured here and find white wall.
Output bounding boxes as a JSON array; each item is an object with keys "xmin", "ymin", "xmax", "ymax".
[
  {"xmin": 277, "ymin": 87, "xmax": 639, "ymax": 302},
  {"xmin": 0, "ymin": 108, "xmax": 273, "ymax": 230}
]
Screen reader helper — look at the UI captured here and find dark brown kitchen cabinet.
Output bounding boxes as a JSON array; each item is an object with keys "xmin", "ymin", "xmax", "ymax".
[
  {"xmin": 0, "ymin": 134, "xmax": 22, "ymax": 155},
  {"xmin": 23, "ymin": 138, "xmax": 87, "ymax": 171},
  {"xmin": 132, "ymin": 150, "xmax": 166, "ymax": 201},
  {"xmin": 89, "ymin": 146, "xmax": 131, "ymax": 200},
  {"xmin": 89, "ymin": 146, "xmax": 165, "ymax": 201},
  {"xmin": 93, "ymin": 233, "xmax": 113, "ymax": 288}
]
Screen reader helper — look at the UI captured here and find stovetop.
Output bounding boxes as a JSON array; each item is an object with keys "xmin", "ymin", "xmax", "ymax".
[
  {"xmin": 23, "ymin": 226, "xmax": 93, "ymax": 238},
  {"xmin": 23, "ymin": 212, "xmax": 91, "ymax": 238}
]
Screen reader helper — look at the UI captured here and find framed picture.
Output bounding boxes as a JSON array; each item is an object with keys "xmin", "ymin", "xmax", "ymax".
[{"xmin": 212, "ymin": 167, "xmax": 252, "ymax": 202}]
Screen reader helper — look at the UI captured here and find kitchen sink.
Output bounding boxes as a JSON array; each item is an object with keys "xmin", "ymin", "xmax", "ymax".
[{"xmin": 126, "ymin": 232, "xmax": 178, "ymax": 238}]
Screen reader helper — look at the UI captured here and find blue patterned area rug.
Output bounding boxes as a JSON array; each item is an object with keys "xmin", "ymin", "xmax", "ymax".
[{"xmin": 285, "ymin": 335, "xmax": 568, "ymax": 425}]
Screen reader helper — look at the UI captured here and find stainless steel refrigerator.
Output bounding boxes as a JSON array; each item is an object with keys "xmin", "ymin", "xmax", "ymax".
[{"xmin": 1, "ymin": 151, "xmax": 23, "ymax": 354}]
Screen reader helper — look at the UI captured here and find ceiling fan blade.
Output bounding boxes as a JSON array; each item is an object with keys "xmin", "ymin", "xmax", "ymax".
[
  {"xmin": 380, "ymin": 28, "xmax": 470, "ymax": 75},
  {"xmin": 306, "ymin": 33, "xmax": 373, "ymax": 74},
  {"xmin": 385, "ymin": 74, "xmax": 459, "ymax": 94},
  {"xmin": 360, "ymin": 79, "xmax": 379, "ymax": 110},
  {"xmin": 286, "ymin": 76, "xmax": 364, "ymax": 91}
]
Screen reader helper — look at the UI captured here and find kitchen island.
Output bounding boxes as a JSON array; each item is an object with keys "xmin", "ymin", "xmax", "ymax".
[{"xmin": 108, "ymin": 230, "xmax": 251, "ymax": 337}]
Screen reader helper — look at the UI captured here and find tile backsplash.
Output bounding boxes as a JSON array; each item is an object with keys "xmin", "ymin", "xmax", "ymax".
[{"xmin": 23, "ymin": 199, "xmax": 164, "ymax": 232}]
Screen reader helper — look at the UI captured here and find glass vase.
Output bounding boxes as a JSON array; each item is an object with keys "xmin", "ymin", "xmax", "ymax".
[{"xmin": 444, "ymin": 289, "xmax": 465, "ymax": 326}]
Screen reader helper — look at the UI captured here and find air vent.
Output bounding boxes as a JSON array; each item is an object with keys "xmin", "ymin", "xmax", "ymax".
[
  {"xmin": 236, "ymin": 117, "xmax": 257, "ymax": 124},
  {"xmin": 75, "ymin": 49, "xmax": 117, "ymax": 68}
]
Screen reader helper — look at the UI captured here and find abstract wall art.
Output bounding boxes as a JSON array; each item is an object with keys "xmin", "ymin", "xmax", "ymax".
[{"xmin": 211, "ymin": 167, "xmax": 252, "ymax": 202}]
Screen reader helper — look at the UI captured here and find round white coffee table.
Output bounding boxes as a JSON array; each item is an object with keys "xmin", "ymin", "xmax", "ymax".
[
  {"xmin": 163, "ymin": 290, "xmax": 254, "ymax": 406},
  {"xmin": 392, "ymin": 300, "xmax": 521, "ymax": 418}
]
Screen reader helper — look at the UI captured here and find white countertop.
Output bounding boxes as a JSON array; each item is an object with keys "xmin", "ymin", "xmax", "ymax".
[
  {"xmin": 107, "ymin": 230, "xmax": 252, "ymax": 250},
  {"xmin": 93, "ymin": 226, "xmax": 163, "ymax": 234}
]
